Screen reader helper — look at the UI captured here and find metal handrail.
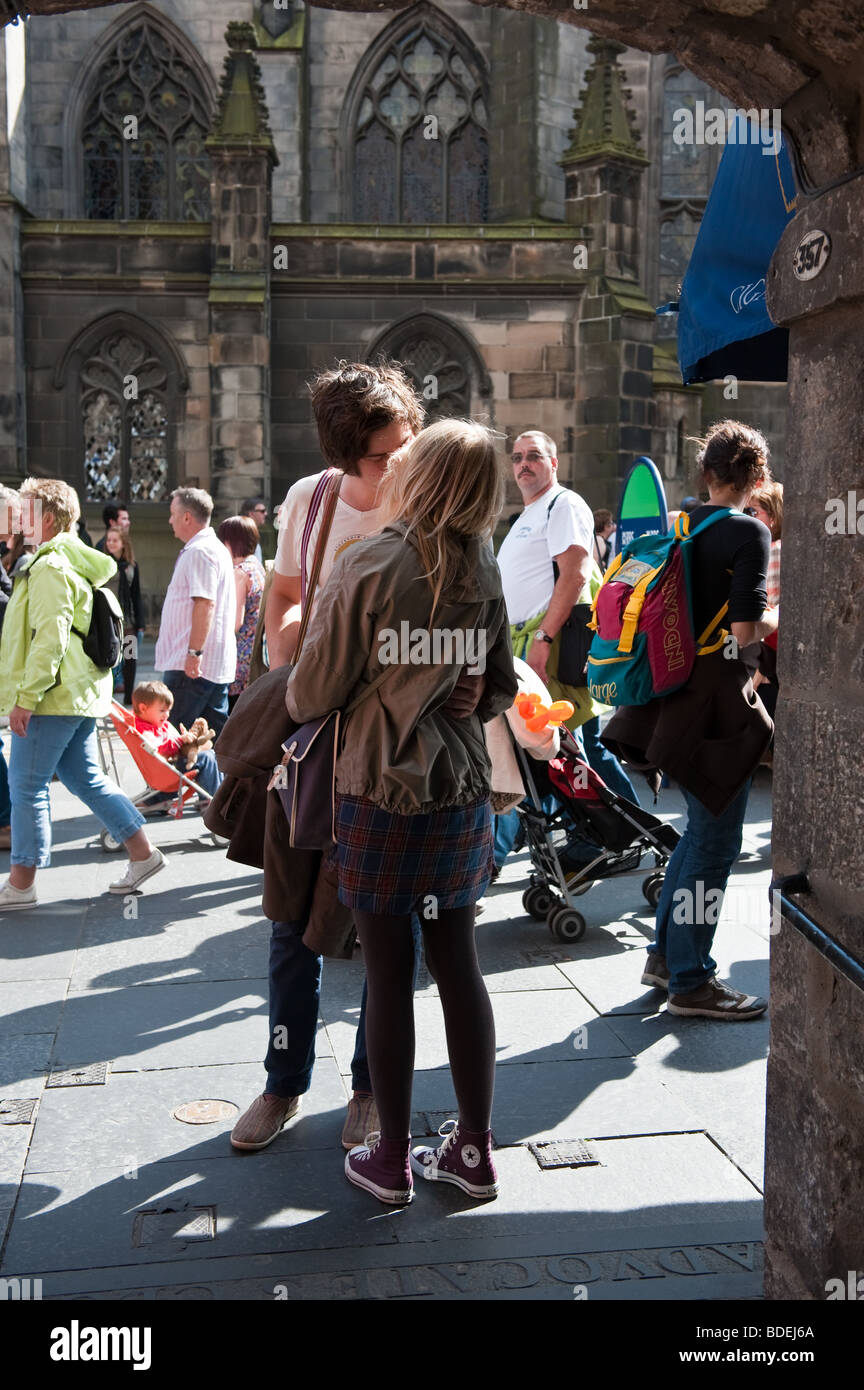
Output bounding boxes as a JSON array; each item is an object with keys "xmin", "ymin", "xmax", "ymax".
[{"xmin": 770, "ymin": 874, "xmax": 864, "ymax": 995}]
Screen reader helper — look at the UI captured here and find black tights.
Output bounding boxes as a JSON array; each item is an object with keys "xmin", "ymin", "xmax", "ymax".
[{"xmin": 353, "ymin": 905, "xmax": 496, "ymax": 1142}]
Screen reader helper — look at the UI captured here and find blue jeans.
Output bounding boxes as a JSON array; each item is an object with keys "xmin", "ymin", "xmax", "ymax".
[
  {"xmin": 173, "ymin": 749, "xmax": 222, "ymax": 798},
  {"xmin": 581, "ymin": 715, "xmax": 641, "ymax": 804},
  {"xmin": 265, "ymin": 913, "xmax": 423, "ymax": 1098},
  {"xmin": 652, "ymin": 780, "xmax": 751, "ymax": 996},
  {"xmin": 8, "ymin": 715, "xmax": 145, "ymax": 868},
  {"xmin": 0, "ymin": 735, "xmax": 10, "ymax": 826},
  {"xmin": 162, "ymin": 671, "xmax": 229, "ymax": 738}
]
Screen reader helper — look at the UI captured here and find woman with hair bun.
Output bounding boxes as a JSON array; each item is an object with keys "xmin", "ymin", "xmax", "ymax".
[{"xmin": 605, "ymin": 420, "xmax": 778, "ymax": 1021}]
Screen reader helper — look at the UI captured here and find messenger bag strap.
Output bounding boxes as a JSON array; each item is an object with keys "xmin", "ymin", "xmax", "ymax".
[{"xmin": 294, "ymin": 470, "xmax": 343, "ymax": 663}]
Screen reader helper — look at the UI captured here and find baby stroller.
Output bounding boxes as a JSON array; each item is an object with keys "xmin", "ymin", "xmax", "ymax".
[
  {"xmin": 512, "ymin": 722, "xmax": 680, "ymax": 943},
  {"xmin": 95, "ymin": 701, "xmax": 223, "ymax": 853}
]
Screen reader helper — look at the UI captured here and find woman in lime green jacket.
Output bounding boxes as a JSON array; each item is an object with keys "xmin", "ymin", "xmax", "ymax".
[{"xmin": 0, "ymin": 478, "xmax": 165, "ymax": 910}]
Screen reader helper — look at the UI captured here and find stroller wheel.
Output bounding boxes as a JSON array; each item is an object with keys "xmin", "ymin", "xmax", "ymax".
[
  {"xmin": 642, "ymin": 873, "xmax": 665, "ymax": 910},
  {"xmin": 522, "ymin": 884, "xmax": 554, "ymax": 921},
  {"xmin": 100, "ymin": 828, "xmax": 123, "ymax": 853},
  {"xmin": 548, "ymin": 904, "xmax": 587, "ymax": 943}
]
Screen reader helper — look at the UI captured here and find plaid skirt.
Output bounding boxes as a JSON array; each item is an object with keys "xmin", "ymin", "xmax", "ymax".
[{"xmin": 335, "ymin": 794, "xmax": 495, "ymax": 914}]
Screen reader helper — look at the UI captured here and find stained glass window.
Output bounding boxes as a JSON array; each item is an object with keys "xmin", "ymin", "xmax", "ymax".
[
  {"xmin": 661, "ymin": 67, "xmax": 717, "ymax": 201},
  {"xmin": 82, "ymin": 21, "xmax": 210, "ymax": 221},
  {"xmin": 351, "ymin": 18, "xmax": 488, "ymax": 223},
  {"xmin": 657, "ymin": 209, "xmax": 702, "ymax": 339},
  {"xmin": 81, "ymin": 331, "xmax": 171, "ymax": 502}
]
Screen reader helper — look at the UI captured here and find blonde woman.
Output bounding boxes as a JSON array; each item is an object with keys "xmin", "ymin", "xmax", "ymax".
[
  {"xmin": 0, "ymin": 479, "xmax": 165, "ymax": 908},
  {"xmin": 285, "ymin": 420, "xmax": 518, "ymax": 1206}
]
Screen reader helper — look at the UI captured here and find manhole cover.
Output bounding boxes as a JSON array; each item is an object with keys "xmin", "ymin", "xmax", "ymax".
[
  {"xmin": 46, "ymin": 1062, "xmax": 109, "ymax": 1088},
  {"xmin": 0, "ymin": 1098, "xmax": 38, "ymax": 1124},
  {"xmin": 172, "ymin": 1100, "xmax": 239, "ymax": 1125},
  {"xmin": 132, "ymin": 1205, "xmax": 217, "ymax": 1248},
  {"xmin": 528, "ymin": 1138, "xmax": 600, "ymax": 1169},
  {"xmin": 412, "ymin": 1112, "xmax": 498, "ymax": 1145}
]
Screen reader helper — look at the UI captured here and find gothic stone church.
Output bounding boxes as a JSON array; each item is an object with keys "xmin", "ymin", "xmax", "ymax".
[{"xmin": 0, "ymin": 0, "xmax": 786, "ymax": 620}]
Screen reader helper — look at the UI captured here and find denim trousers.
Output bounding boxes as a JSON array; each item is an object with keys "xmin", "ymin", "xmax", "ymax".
[
  {"xmin": 265, "ymin": 913, "xmax": 423, "ymax": 1098},
  {"xmin": 652, "ymin": 780, "xmax": 751, "ymax": 995},
  {"xmin": 8, "ymin": 715, "xmax": 145, "ymax": 868},
  {"xmin": 162, "ymin": 671, "xmax": 229, "ymax": 738},
  {"xmin": 0, "ymin": 735, "xmax": 10, "ymax": 826},
  {"xmin": 173, "ymin": 749, "xmax": 222, "ymax": 798}
]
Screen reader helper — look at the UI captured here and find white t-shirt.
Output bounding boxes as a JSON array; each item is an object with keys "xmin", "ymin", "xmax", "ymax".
[
  {"xmin": 274, "ymin": 471, "xmax": 384, "ymax": 602},
  {"xmin": 496, "ymin": 484, "xmax": 594, "ymax": 625}
]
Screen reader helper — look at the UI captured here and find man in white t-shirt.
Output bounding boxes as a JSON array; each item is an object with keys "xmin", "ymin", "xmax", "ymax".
[
  {"xmin": 155, "ymin": 486, "xmax": 237, "ymax": 738},
  {"xmin": 496, "ymin": 429, "xmax": 594, "ymax": 682}
]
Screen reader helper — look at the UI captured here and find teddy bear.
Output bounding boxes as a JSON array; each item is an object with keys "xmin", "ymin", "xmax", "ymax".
[{"xmin": 177, "ymin": 716, "xmax": 215, "ymax": 769}]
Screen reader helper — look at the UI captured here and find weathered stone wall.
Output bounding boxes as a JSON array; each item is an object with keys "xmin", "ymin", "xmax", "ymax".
[
  {"xmin": 763, "ymin": 179, "xmax": 864, "ymax": 1299},
  {"xmin": 700, "ymin": 380, "xmax": 788, "ymax": 483},
  {"xmin": 269, "ymin": 228, "xmax": 581, "ymax": 508}
]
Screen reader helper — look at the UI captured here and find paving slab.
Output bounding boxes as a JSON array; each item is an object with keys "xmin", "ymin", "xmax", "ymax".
[
  {"xmin": 2, "ymin": 1149, "xmax": 402, "ymax": 1276},
  {"xmin": 0, "ymin": 906, "xmax": 84, "ymax": 980},
  {"xmin": 410, "ymin": 1054, "xmax": 698, "ymax": 1144},
  {"xmin": 69, "ymin": 913, "xmax": 271, "ymax": 991},
  {"xmin": 602, "ymin": 1012, "xmax": 769, "ymax": 1185},
  {"xmin": 52, "ymin": 982, "xmax": 331, "ymax": 1071},
  {"xmin": 0, "ymin": 1033, "xmax": 54, "ymax": 1098},
  {"xmin": 0, "ymin": 979, "xmax": 68, "ymax": 1036},
  {"xmin": 42, "ymin": 1221, "xmax": 765, "ymax": 1300},
  {"xmin": 390, "ymin": 1133, "xmax": 761, "ymax": 1246},
  {"xmin": 24, "ymin": 1058, "xmax": 348, "ymax": 1173}
]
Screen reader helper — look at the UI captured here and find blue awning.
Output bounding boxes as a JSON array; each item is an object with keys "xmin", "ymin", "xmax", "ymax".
[{"xmin": 676, "ymin": 115, "xmax": 798, "ymax": 385}]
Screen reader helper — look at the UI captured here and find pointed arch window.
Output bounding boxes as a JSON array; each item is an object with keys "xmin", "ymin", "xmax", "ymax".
[
  {"xmin": 81, "ymin": 331, "xmax": 171, "ymax": 502},
  {"xmin": 368, "ymin": 313, "xmax": 491, "ymax": 421},
  {"xmin": 349, "ymin": 11, "xmax": 489, "ymax": 223},
  {"xmin": 82, "ymin": 19, "xmax": 211, "ymax": 220}
]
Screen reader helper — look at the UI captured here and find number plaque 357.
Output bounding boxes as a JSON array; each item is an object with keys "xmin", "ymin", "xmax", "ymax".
[{"xmin": 793, "ymin": 229, "xmax": 831, "ymax": 281}]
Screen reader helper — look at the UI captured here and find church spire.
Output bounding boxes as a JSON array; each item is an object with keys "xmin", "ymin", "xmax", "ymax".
[
  {"xmin": 562, "ymin": 36, "xmax": 648, "ymax": 167},
  {"xmin": 207, "ymin": 22, "xmax": 276, "ymax": 154}
]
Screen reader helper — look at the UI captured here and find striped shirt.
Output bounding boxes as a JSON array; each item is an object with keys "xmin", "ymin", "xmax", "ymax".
[
  {"xmin": 766, "ymin": 539, "xmax": 781, "ymax": 608},
  {"xmin": 155, "ymin": 527, "xmax": 237, "ymax": 684}
]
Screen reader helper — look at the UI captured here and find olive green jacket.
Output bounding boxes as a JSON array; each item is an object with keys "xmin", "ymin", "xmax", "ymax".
[
  {"xmin": 0, "ymin": 531, "xmax": 117, "ymax": 716},
  {"xmin": 285, "ymin": 523, "xmax": 518, "ymax": 814}
]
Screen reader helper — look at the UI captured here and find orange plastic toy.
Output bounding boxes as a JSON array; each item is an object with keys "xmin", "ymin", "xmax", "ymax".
[{"xmin": 515, "ymin": 694, "xmax": 574, "ymax": 731}]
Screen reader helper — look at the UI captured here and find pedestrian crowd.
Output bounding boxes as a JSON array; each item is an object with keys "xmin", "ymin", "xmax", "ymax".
[{"xmin": 0, "ymin": 357, "xmax": 781, "ymax": 1208}]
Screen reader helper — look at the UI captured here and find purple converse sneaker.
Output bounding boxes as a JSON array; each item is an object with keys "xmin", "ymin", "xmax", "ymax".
[
  {"xmin": 345, "ymin": 1132, "xmax": 413, "ymax": 1205},
  {"xmin": 410, "ymin": 1119, "xmax": 499, "ymax": 1199}
]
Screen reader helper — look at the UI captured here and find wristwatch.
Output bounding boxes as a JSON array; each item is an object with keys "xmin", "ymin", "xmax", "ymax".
[
  {"xmin": 534, "ymin": 628, "xmax": 554, "ymax": 644},
  {"xmin": 187, "ymin": 648, "xmax": 203, "ymax": 657}
]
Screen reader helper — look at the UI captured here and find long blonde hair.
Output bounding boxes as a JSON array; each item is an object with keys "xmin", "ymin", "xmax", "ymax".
[{"xmin": 380, "ymin": 418, "xmax": 504, "ymax": 616}]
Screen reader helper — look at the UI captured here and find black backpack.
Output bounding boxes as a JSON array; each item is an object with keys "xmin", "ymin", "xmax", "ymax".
[{"xmin": 73, "ymin": 584, "xmax": 125, "ymax": 671}]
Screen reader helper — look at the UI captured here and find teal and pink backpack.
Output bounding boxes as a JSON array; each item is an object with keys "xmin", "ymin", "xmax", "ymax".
[{"xmin": 586, "ymin": 508, "xmax": 733, "ymax": 707}]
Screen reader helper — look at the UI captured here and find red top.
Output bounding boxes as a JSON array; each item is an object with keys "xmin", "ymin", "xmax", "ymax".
[{"xmin": 133, "ymin": 715, "xmax": 183, "ymax": 759}]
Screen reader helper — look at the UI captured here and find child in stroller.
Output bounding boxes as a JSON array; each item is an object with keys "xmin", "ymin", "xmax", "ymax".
[{"xmin": 499, "ymin": 670, "xmax": 680, "ymax": 943}]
